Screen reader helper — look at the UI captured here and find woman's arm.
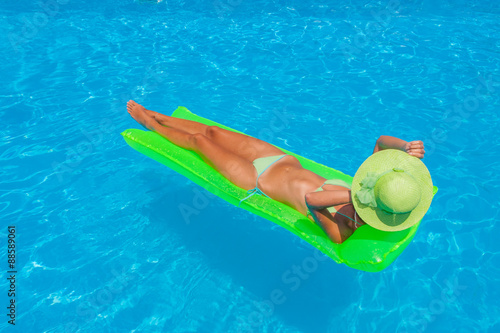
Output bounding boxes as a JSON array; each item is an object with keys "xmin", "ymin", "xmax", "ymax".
[
  {"xmin": 305, "ymin": 199, "xmax": 353, "ymax": 243},
  {"xmin": 304, "ymin": 190, "xmax": 351, "ymax": 210},
  {"xmin": 304, "ymin": 190, "xmax": 354, "ymax": 244},
  {"xmin": 373, "ymin": 135, "xmax": 425, "ymax": 159}
]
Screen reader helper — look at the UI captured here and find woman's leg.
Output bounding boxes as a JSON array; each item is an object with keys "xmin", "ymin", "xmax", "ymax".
[
  {"xmin": 127, "ymin": 100, "xmax": 285, "ymax": 162},
  {"xmin": 127, "ymin": 103, "xmax": 257, "ymax": 190}
]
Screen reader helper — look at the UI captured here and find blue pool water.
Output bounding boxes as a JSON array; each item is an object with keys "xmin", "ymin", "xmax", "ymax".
[{"xmin": 1, "ymin": 0, "xmax": 499, "ymax": 332}]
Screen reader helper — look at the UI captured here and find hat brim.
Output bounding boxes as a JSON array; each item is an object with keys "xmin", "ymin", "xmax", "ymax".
[{"xmin": 351, "ymin": 149, "xmax": 433, "ymax": 232}]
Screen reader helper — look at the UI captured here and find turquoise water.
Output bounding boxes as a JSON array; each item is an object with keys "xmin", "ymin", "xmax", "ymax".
[{"xmin": 1, "ymin": 0, "xmax": 499, "ymax": 332}]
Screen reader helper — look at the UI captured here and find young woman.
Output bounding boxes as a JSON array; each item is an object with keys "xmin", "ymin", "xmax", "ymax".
[{"xmin": 127, "ymin": 100, "xmax": 428, "ymax": 244}]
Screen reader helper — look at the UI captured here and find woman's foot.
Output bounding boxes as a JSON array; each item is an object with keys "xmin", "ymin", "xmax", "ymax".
[
  {"xmin": 127, "ymin": 100, "xmax": 209, "ymax": 135},
  {"xmin": 127, "ymin": 100, "xmax": 157, "ymax": 130},
  {"xmin": 128, "ymin": 100, "xmax": 170, "ymax": 123}
]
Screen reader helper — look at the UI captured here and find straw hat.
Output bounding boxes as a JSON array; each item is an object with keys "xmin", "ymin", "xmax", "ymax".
[{"xmin": 351, "ymin": 149, "xmax": 433, "ymax": 232}]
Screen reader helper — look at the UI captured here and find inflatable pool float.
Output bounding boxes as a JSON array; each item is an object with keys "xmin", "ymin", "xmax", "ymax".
[{"xmin": 121, "ymin": 106, "xmax": 438, "ymax": 272}]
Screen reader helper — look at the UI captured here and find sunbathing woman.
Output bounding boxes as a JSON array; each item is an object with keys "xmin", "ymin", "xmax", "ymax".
[{"xmin": 127, "ymin": 100, "xmax": 432, "ymax": 244}]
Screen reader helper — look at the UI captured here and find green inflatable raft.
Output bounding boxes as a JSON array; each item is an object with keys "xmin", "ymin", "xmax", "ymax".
[{"xmin": 121, "ymin": 106, "xmax": 438, "ymax": 272}]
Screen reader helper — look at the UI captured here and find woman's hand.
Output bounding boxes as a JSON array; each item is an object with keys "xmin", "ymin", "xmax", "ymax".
[{"xmin": 404, "ymin": 140, "xmax": 425, "ymax": 159}]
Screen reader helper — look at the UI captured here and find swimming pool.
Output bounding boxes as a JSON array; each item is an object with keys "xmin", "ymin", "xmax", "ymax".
[{"xmin": 1, "ymin": 0, "xmax": 499, "ymax": 332}]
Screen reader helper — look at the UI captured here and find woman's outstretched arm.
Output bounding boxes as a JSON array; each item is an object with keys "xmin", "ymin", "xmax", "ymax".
[{"xmin": 373, "ymin": 135, "xmax": 425, "ymax": 159}]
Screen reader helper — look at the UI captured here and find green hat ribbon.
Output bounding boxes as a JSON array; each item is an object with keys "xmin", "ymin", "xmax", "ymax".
[{"xmin": 355, "ymin": 171, "xmax": 380, "ymax": 208}]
